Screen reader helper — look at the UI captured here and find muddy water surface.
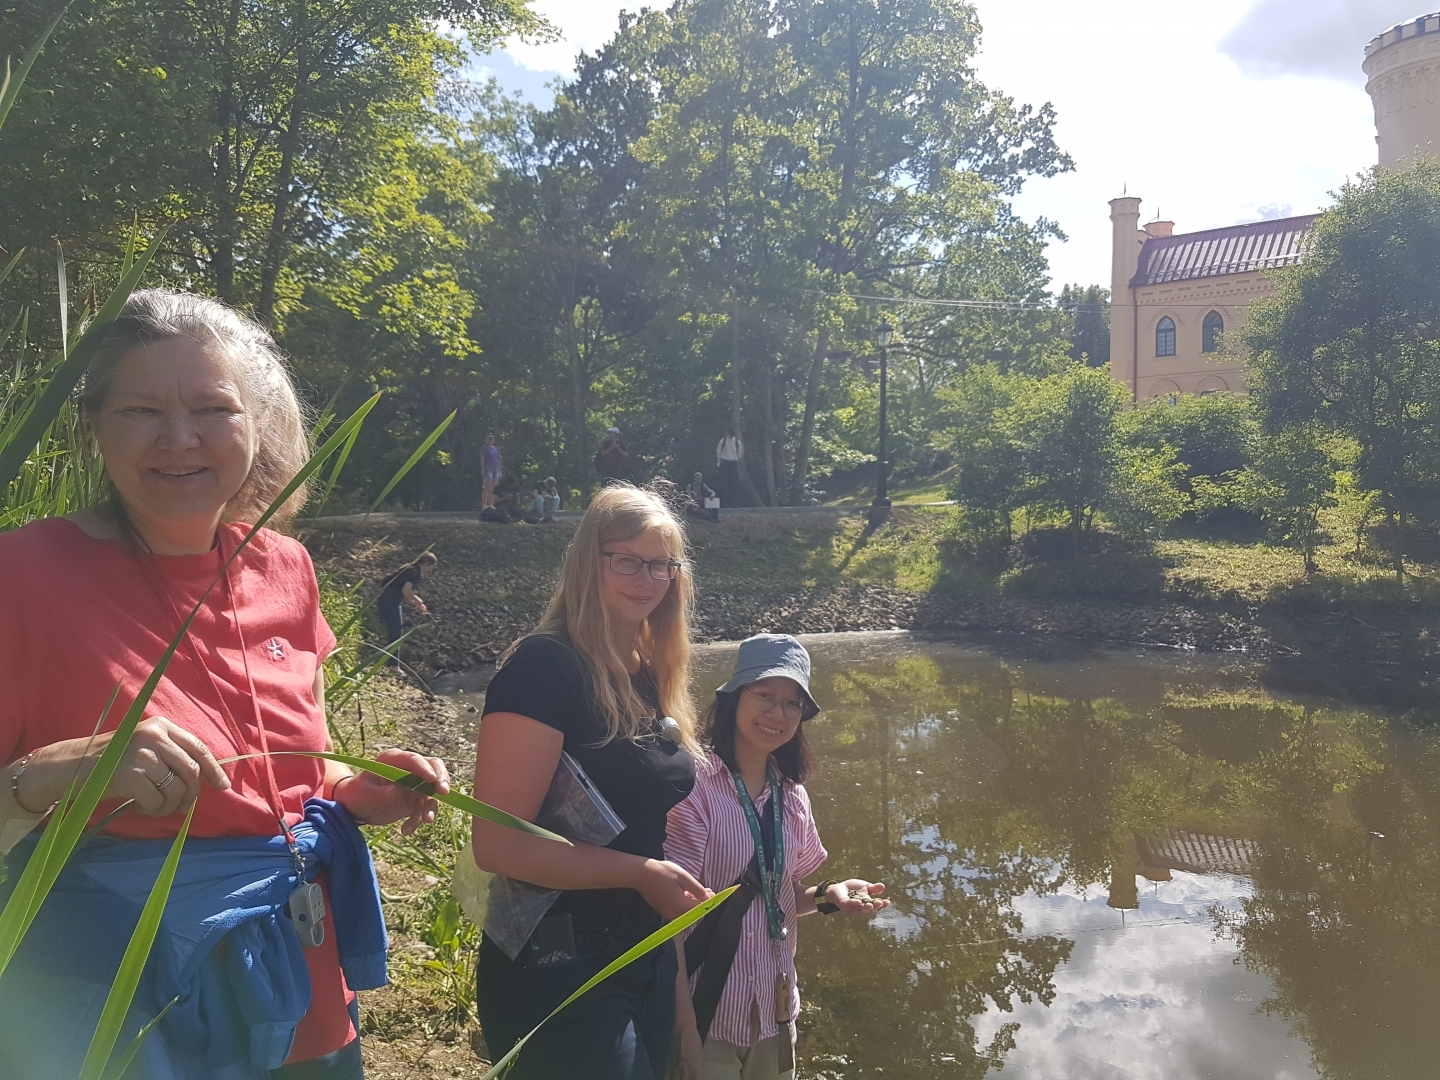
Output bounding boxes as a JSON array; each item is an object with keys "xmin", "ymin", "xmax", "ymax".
[{"xmin": 442, "ymin": 632, "xmax": 1440, "ymax": 1079}]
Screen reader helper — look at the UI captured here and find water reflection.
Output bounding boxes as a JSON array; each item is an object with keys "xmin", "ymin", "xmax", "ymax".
[{"xmin": 692, "ymin": 633, "xmax": 1440, "ymax": 1079}]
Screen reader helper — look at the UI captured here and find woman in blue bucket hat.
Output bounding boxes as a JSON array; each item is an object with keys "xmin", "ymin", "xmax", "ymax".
[{"xmin": 666, "ymin": 634, "xmax": 889, "ymax": 1079}]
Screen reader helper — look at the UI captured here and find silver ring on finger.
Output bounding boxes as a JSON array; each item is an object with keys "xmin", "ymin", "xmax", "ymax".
[{"xmin": 153, "ymin": 769, "xmax": 178, "ymax": 792}]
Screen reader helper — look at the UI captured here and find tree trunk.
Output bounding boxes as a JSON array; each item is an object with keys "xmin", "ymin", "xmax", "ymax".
[
  {"xmin": 255, "ymin": 0, "xmax": 309, "ymax": 325},
  {"xmin": 790, "ymin": 327, "xmax": 828, "ymax": 504},
  {"xmin": 728, "ymin": 308, "xmax": 762, "ymax": 506},
  {"xmin": 430, "ymin": 359, "xmax": 460, "ymax": 509},
  {"xmin": 570, "ymin": 330, "xmax": 590, "ymax": 502},
  {"xmin": 1393, "ymin": 478, "xmax": 1406, "ymax": 582},
  {"xmin": 760, "ymin": 354, "xmax": 777, "ymax": 505},
  {"xmin": 213, "ymin": 0, "xmax": 243, "ymax": 302}
]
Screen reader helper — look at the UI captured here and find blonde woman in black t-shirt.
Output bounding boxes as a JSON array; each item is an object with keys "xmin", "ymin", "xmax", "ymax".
[{"xmin": 473, "ymin": 485, "xmax": 710, "ymax": 1079}]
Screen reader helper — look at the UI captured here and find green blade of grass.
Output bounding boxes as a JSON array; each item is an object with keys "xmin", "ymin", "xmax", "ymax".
[
  {"xmin": 480, "ymin": 886, "xmax": 739, "ymax": 1079},
  {"xmin": 0, "ymin": 248, "xmax": 23, "ymax": 290},
  {"xmin": 55, "ymin": 241, "xmax": 68, "ymax": 360},
  {"xmin": 100, "ymin": 996, "xmax": 178, "ymax": 1080},
  {"xmin": 366, "ymin": 410, "xmax": 455, "ymax": 514},
  {"xmin": 0, "ymin": 1, "xmax": 72, "ymax": 132},
  {"xmin": 216, "ymin": 750, "xmax": 571, "ymax": 845},
  {"xmin": 0, "ymin": 222, "xmax": 172, "ymax": 499},
  {"xmin": 0, "ymin": 681, "xmax": 122, "ymax": 955},
  {"xmin": 313, "ymin": 419, "xmax": 362, "ymax": 515},
  {"xmin": 79, "ymin": 803, "xmax": 195, "ymax": 1080}
]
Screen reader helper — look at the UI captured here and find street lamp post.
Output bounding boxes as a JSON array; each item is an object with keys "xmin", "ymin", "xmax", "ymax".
[{"xmin": 872, "ymin": 321, "xmax": 894, "ymax": 516}]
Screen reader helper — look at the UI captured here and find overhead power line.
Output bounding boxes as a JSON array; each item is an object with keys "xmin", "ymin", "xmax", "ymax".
[{"xmin": 803, "ymin": 289, "xmax": 1276, "ymax": 311}]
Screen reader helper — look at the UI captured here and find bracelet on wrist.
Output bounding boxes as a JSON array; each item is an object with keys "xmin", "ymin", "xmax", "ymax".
[
  {"xmin": 813, "ymin": 879, "xmax": 842, "ymax": 915},
  {"xmin": 10, "ymin": 751, "xmax": 53, "ymax": 817}
]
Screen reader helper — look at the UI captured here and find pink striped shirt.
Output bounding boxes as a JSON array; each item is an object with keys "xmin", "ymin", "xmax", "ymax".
[{"xmin": 665, "ymin": 752, "xmax": 828, "ymax": 1046}]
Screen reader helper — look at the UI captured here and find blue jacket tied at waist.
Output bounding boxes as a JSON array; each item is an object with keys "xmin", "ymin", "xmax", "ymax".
[{"xmin": 0, "ymin": 798, "xmax": 387, "ymax": 1080}]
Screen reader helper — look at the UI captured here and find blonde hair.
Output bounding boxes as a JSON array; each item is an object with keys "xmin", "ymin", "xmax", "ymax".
[
  {"xmin": 509, "ymin": 485, "xmax": 700, "ymax": 754},
  {"xmin": 80, "ymin": 289, "xmax": 311, "ymax": 528}
]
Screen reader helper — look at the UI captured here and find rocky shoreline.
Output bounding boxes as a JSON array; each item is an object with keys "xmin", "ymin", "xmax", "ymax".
[{"xmin": 302, "ymin": 514, "xmax": 1269, "ymax": 676}]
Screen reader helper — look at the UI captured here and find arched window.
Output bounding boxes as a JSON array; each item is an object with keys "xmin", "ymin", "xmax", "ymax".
[
  {"xmin": 1156, "ymin": 316, "xmax": 1176, "ymax": 357},
  {"xmin": 1202, "ymin": 310, "xmax": 1224, "ymax": 353}
]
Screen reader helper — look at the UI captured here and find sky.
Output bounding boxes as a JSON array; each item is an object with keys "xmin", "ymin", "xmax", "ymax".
[
  {"xmin": 468, "ymin": 0, "xmax": 1424, "ymax": 290},
  {"xmin": 969, "ymin": 872, "xmax": 1317, "ymax": 1080}
]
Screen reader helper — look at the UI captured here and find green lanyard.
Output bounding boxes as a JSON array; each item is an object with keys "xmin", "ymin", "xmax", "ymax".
[{"xmin": 731, "ymin": 761, "xmax": 787, "ymax": 942}]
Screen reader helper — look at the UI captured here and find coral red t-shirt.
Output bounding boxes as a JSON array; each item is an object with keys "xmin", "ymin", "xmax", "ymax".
[{"xmin": 0, "ymin": 517, "xmax": 355, "ymax": 1061}]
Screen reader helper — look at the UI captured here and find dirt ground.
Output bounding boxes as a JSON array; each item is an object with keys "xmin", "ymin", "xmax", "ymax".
[{"xmin": 302, "ymin": 511, "xmax": 1266, "ymax": 682}]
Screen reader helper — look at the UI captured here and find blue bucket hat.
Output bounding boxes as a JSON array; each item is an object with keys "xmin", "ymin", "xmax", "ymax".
[{"xmin": 716, "ymin": 634, "xmax": 820, "ymax": 721}]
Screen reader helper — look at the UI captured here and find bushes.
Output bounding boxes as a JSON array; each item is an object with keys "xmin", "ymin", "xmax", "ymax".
[
  {"xmin": 935, "ymin": 363, "xmax": 1394, "ymax": 572},
  {"xmin": 938, "ymin": 362, "xmax": 1187, "ymax": 546}
]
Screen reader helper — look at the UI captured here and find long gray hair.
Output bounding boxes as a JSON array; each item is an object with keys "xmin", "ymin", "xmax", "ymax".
[{"xmin": 81, "ymin": 289, "xmax": 311, "ymax": 528}]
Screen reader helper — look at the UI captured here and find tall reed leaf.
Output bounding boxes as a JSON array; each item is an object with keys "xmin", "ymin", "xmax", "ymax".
[
  {"xmin": 0, "ymin": 221, "xmax": 172, "ymax": 499},
  {"xmin": 0, "ymin": 1, "xmax": 72, "ymax": 132},
  {"xmin": 218, "ymin": 751, "xmax": 570, "ymax": 844},
  {"xmin": 78, "ymin": 803, "xmax": 196, "ymax": 1080},
  {"xmin": 0, "ymin": 248, "xmax": 22, "ymax": 289},
  {"xmin": 0, "ymin": 394, "xmax": 381, "ymax": 977},
  {"xmin": 366, "ymin": 410, "xmax": 456, "ymax": 513},
  {"xmin": 100, "ymin": 997, "xmax": 178, "ymax": 1080},
  {"xmin": 0, "ymin": 682, "xmax": 123, "ymax": 946},
  {"xmin": 481, "ymin": 886, "xmax": 740, "ymax": 1079},
  {"xmin": 55, "ymin": 242, "xmax": 69, "ymax": 360}
]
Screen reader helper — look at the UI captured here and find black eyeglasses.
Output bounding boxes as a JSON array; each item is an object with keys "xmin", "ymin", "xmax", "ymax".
[
  {"xmin": 601, "ymin": 551, "xmax": 684, "ymax": 581},
  {"xmin": 743, "ymin": 685, "xmax": 806, "ymax": 721}
]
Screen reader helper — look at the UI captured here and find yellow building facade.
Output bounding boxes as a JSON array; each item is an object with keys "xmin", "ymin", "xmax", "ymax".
[
  {"xmin": 1107, "ymin": 203, "xmax": 1314, "ymax": 400},
  {"xmin": 1109, "ymin": 12, "xmax": 1440, "ymax": 402}
]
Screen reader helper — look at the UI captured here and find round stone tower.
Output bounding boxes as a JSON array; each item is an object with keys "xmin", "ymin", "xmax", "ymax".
[{"xmin": 1364, "ymin": 13, "xmax": 1440, "ymax": 167}]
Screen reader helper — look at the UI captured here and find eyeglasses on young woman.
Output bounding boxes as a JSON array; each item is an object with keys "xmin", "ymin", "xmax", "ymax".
[
  {"xmin": 601, "ymin": 551, "xmax": 684, "ymax": 581},
  {"xmin": 742, "ymin": 685, "xmax": 806, "ymax": 721}
]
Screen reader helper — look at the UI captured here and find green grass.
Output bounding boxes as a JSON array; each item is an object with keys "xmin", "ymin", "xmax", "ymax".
[{"xmin": 823, "ymin": 465, "xmax": 957, "ymax": 507}]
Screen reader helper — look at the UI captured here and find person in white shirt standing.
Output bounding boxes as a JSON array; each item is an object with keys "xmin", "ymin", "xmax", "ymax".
[
  {"xmin": 666, "ymin": 635, "xmax": 888, "ymax": 1080},
  {"xmin": 716, "ymin": 429, "xmax": 744, "ymax": 509}
]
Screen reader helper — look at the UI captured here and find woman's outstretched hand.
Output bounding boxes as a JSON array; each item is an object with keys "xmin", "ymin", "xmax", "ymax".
[
  {"xmin": 334, "ymin": 747, "xmax": 450, "ymax": 834},
  {"xmin": 636, "ymin": 858, "xmax": 713, "ymax": 921},
  {"xmin": 822, "ymin": 879, "xmax": 889, "ymax": 914}
]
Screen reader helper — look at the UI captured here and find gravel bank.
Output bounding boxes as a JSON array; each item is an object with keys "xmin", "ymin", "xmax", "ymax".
[{"xmin": 302, "ymin": 513, "xmax": 1268, "ymax": 675}]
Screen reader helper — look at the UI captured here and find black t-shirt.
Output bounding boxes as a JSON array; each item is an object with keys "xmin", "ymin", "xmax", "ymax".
[
  {"xmin": 379, "ymin": 565, "xmax": 421, "ymax": 603},
  {"xmin": 482, "ymin": 634, "xmax": 697, "ymax": 924}
]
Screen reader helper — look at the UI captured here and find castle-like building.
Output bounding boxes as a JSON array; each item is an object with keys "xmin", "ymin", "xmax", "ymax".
[{"xmin": 1109, "ymin": 12, "xmax": 1440, "ymax": 400}]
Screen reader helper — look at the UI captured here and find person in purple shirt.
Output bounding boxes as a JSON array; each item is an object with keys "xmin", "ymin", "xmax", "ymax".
[{"xmin": 482, "ymin": 434, "xmax": 502, "ymax": 509}]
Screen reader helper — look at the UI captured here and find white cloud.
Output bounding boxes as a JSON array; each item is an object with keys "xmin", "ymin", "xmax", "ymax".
[
  {"xmin": 506, "ymin": 0, "xmax": 632, "ymax": 73},
  {"xmin": 1218, "ymin": 0, "xmax": 1423, "ymax": 82},
  {"xmin": 972, "ymin": 873, "xmax": 1317, "ymax": 1079},
  {"xmin": 971, "ymin": 0, "xmax": 1376, "ymax": 289}
]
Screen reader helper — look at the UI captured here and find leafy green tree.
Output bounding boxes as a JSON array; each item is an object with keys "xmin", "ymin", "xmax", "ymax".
[
  {"xmin": 1106, "ymin": 443, "xmax": 1189, "ymax": 538},
  {"xmin": 1120, "ymin": 391, "xmax": 1257, "ymax": 488},
  {"xmin": 1013, "ymin": 363, "xmax": 1131, "ymax": 542},
  {"xmin": 937, "ymin": 364, "xmax": 1029, "ymax": 541},
  {"xmin": 1058, "ymin": 283, "xmax": 1109, "ymax": 367},
  {"xmin": 1246, "ymin": 162, "xmax": 1440, "ymax": 580},
  {"xmin": 0, "ymin": 0, "xmax": 537, "ymax": 329},
  {"xmin": 1208, "ymin": 424, "xmax": 1337, "ymax": 573}
]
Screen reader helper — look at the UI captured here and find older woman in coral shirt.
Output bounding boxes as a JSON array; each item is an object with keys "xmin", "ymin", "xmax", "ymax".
[{"xmin": 0, "ymin": 290, "xmax": 448, "ymax": 1079}]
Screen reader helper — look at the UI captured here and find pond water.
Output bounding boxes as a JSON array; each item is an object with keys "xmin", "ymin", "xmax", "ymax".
[
  {"xmin": 691, "ymin": 633, "xmax": 1440, "ymax": 1080},
  {"xmin": 441, "ymin": 632, "xmax": 1440, "ymax": 1079}
]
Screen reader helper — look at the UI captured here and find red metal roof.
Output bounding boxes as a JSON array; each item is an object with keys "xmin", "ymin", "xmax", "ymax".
[{"xmin": 1132, "ymin": 214, "xmax": 1320, "ymax": 287}]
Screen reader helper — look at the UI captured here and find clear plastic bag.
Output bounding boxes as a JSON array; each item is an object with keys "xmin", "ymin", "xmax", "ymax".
[{"xmin": 472, "ymin": 752, "xmax": 626, "ymax": 959}]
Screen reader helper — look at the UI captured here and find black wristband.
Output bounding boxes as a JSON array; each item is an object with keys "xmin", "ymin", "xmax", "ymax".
[{"xmin": 813, "ymin": 879, "xmax": 842, "ymax": 914}]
